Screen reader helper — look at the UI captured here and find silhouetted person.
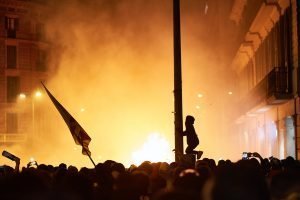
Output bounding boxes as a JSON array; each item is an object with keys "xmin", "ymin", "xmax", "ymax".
[{"xmin": 183, "ymin": 115, "xmax": 203, "ymax": 159}]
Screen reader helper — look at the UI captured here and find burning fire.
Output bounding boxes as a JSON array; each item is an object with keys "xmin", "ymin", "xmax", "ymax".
[{"xmin": 131, "ymin": 133, "xmax": 173, "ymax": 166}]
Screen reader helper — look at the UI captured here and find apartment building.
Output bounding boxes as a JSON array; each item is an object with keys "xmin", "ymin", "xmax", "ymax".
[
  {"xmin": 0, "ymin": 0, "xmax": 50, "ymax": 144},
  {"xmin": 229, "ymin": 0, "xmax": 299, "ymax": 159}
]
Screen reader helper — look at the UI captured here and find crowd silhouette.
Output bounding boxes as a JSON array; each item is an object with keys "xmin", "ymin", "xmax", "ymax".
[{"xmin": 0, "ymin": 152, "xmax": 299, "ymax": 200}]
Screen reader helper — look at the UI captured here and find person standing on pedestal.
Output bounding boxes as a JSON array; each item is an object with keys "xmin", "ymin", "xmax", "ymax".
[{"xmin": 183, "ymin": 115, "xmax": 203, "ymax": 159}]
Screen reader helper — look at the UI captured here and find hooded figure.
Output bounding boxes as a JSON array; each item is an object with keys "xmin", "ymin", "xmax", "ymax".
[{"xmin": 183, "ymin": 115, "xmax": 203, "ymax": 159}]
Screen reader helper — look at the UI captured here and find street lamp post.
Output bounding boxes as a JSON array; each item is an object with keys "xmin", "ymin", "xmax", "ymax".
[
  {"xmin": 32, "ymin": 91, "xmax": 42, "ymax": 137},
  {"xmin": 19, "ymin": 91, "xmax": 42, "ymax": 137}
]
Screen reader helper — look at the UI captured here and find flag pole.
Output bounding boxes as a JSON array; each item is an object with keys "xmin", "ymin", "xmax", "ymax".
[
  {"xmin": 87, "ymin": 154, "xmax": 96, "ymax": 167},
  {"xmin": 82, "ymin": 145, "xmax": 96, "ymax": 167},
  {"xmin": 79, "ymin": 139, "xmax": 96, "ymax": 167}
]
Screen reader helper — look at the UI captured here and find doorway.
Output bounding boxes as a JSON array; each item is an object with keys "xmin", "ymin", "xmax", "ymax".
[{"xmin": 285, "ymin": 116, "xmax": 295, "ymax": 158}]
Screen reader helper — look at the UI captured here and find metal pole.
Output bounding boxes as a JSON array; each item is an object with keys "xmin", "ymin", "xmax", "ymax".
[
  {"xmin": 32, "ymin": 99, "xmax": 35, "ymax": 137},
  {"xmin": 84, "ymin": 148, "xmax": 96, "ymax": 167},
  {"xmin": 80, "ymin": 140, "xmax": 96, "ymax": 167},
  {"xmin": 173, "ymin": 0, "xmax": 184, "ymax": 162}
]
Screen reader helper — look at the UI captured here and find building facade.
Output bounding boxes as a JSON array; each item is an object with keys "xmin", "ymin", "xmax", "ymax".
[
  {"xmin": 0, "ymin": 0, "xmax": 50, "ymax": 144},
  {"xmin": 229, "ymin": 0, "xmax": 300, "ymax": 159}
]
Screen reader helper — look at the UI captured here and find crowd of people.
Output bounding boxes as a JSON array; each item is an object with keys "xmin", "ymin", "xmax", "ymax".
[{"xmin": 0, "ymin": 153, "xmax": 299, "ymax": 200}]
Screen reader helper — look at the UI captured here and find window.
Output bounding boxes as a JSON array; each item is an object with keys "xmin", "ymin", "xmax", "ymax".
[
  {"xmin": 6, "ymin": 113, "xmax": 18, "ymax": 133},
  {"xmin": 7, "ymin": 76, "xmax": 20, "ymax": 102},
  {"xmin": 36, "ymin": 50, "xmax": 47, "ymax": 71},
  {"xmin": 36, "ymin": 23, "xmax": 45, "ymax": 40},
  {"xmin": 5, "ymin": 17, "xmax": 19, "ymax": 38},
  {"xmin": 7, "ymin": 45, "xmax": 17, "ymax": 69}
]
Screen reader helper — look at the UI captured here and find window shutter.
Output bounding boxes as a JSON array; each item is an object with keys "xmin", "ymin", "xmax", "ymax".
[{"xmin": 4, "ymin": 16, "xmax": 8, "ymax": 29}]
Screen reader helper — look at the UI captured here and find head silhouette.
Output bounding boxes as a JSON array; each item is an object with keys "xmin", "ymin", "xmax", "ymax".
[{"xmin": 185, "ymin": 115, "xmax": 195, "ymax": 125}]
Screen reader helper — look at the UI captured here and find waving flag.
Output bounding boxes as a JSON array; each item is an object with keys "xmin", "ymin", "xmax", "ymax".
[{"xmin": 42, "ymin": 83, "xmax": 91, "ymax": 156}]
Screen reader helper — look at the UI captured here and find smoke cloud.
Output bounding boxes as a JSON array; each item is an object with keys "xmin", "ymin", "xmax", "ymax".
[{"xmin": 3, "ymin": 0, "xmax": 240, "ymax": 168}]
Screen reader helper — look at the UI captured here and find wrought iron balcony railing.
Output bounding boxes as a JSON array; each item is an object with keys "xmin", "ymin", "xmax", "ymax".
[
  {"xmin": 0, "ymin": 134, "xmax": 27, "ymax": 143},
  {"xmin": 233, "ymin": 67, "xmax": 294, "ymax": 120},
  {"xmin": 267, "ymin": 67, "xmax": 292, "ymax": 97}
]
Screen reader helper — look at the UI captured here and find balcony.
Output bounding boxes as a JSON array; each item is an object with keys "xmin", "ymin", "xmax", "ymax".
[
  {"xmin": 7, "ymin": 29, "xmax": 16, "ymax": 38},
  {"xmin": 0, "ymin": 134, "xmax": 27, "ymax": 143},
  {"xmin": 236, "ymin": 67, "xmax": 293, "ymax": 118},
  {"xmin": 267, "ymin": 67, "xmax": 294, "ymax": 104}
]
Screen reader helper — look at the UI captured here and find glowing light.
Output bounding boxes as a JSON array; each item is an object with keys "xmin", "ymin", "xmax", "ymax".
[
  {"xmin": 93, "ymin": 182, "xmax": 99, "ymax": 188},
  {"xmin": 197, "ymin": 93, "xmax": 203, "ymax": 98},
  {"xmin": 179, "ymin": 169, "xmax": 199, "ymax": 177},
  {"xmin": 228, "ymin": 91, "xmax": 233, "ymax": 95},
  {"xmin": 196, "ymin": 105, "xmax": 200, "ymax": 109},
  {"xmin": 35, "ymin": 91, "xmax": 42, "ymax": 98},
  {"xmin": 30, "ymin": 157, "xmax": 35, "ymax": 162},
  {"xmin": 97, "ymin": 155, "xmax": 102, "ymax": 161},
  {"xmin": 131, "ymin": 133, "xmax": 173, "ymax": 166},
  {"xmin": 19, "ymin": 93, "xmax": 26, "ymax": 99},
  {"xmin": 205, "ymin": 3, "xmax": 208, "ymax": 15},
  {"xmin": 256, "ymin": 107, "xmax": 270, "ymax": 113},
  {"xmin": 80, "ymin": 108, "xmax": 85, "ymax": 112}
]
